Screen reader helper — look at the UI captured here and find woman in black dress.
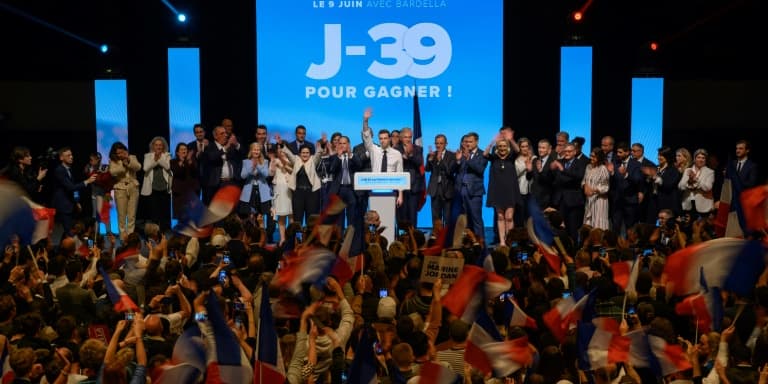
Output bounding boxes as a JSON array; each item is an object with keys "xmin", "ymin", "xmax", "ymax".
[
  {"xmin": 483, "ymin": 137, "xmax": 522, "ymax": 247},
  {"xmin": 170, "ymin": 142, "xmax": 200, "ymax": 221}
]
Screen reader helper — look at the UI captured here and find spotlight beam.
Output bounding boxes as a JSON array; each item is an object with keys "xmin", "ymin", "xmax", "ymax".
[
  {"xmin": 160, "ymin": 0, "xmax": 179, "ymax": 15},
  {"xmin": 0, "ymin": 1, "xmax": 105, "ymax": 51}
]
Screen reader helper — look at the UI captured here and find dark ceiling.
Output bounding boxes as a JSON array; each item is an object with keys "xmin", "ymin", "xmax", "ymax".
[{"xmin": 0, "ymin": 0, "xmax": 764, "ymax": 80}]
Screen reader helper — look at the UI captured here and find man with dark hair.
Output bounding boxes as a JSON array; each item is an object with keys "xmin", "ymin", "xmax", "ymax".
[
  {"xmin": 436, "ymin": 320, "xmax": 469, "ymax": 375},
  {"xmin": 56, "ymin": 259, "xmax": 98, "ymax": 325},
  {"xmin": 51, "ymin": 147, "xmax": 97, "ymax": 237},
  {"xmin": 288, "ymin": 124, "xmax": 315, "ymax": 155},
  {"xmin": 188, "ymin": 123, "xmax": 209, "ymax": 160},
  {"xmin": 453, "ymin": 132, "xmax": 488, "ymax": 241}
]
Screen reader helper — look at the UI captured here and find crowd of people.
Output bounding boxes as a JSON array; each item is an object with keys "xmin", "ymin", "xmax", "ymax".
[{"xmin": 0, "ymin": 112, "xmax": 766, "ymax": 384}]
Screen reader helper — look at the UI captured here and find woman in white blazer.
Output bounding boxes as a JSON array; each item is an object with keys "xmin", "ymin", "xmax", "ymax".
[
  {"xmin": 141, "ymin": 136, "xmax": 173, "ymax": 232},
  {"xmin": 678, "ymin": 148, "xmax": 715, "ymax": 217},
  {"xmin": 277, "ymin": 134, "xmax": 324, "ymax": 226}
]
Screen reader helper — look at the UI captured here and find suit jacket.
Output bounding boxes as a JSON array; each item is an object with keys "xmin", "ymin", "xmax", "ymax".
[
  {"xmin": 452, "ymin": 150, "xmax": 487, "ymax": 197},
  {"xmin": 731, "ymin": 158, "xmax": 760, "ymax": 190},
  {"xmin": 552, "ymin": 157, "xmax": 587, "ymax": 208},
  {"xmin": 141, "ymin": 152, "xmax": 173, "ymax": 196},
  {"xmin": 327, "ymin": 153, "xmax": 362, "ymax": 194},
  {"xmin": 281, "ymin": 145, "xmax": 323, "ymax": 192},
  {"xmin": 650, "ymin": 165, "xmax": 681, "ymax": 214},
  {"xmin": 288, "ymin": 140, "xmax": 316, "ymax": 155},
  {"xmin": 239, "ymin": 159, "xmax": 272, "ymax": 204},
  {"xmin": 55, "ymin": 283, "xmax": 98, "ymax": 322},
  {"xmin": 610, "ymin": 157, "xmax": 644, "ymax": 205},
  {"xmin": 679, "ymin": 166, "xmax": 715, "ymax": 212},
  {"xmin": 51, "ymin": 164, "xmax": 87, "ymax": 214},
  {"xmin": 527, "ymin": 154, "xmax": 555, "ymax": 208},
  {"xmin": 426, "ymin": 149, "xmax": 456, "ymax": 200},
  {"xmin": 200, "ymin": 142, "xmax": 243, "ymax": 188},
  {"xmin": 400, "ymin": 144, "xmax": 426, "ymax": 194},
  {"xmin": 187, "ymin": 140, "xmax": 209, "ymax": 159}
]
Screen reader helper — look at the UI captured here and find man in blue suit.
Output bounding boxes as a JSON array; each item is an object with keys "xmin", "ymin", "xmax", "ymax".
[
  {"xmin": 51, "ymin": 147, "xmax": 97, "ymax": 235},
  {"xmin": 452, "ymin": 132, "xmax": 488, "ymax": 241}
]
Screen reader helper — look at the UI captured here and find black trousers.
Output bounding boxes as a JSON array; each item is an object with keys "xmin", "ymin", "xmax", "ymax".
[{"xmin": 293, "ymin": 188, "xmax": 320, "ymax": 226}]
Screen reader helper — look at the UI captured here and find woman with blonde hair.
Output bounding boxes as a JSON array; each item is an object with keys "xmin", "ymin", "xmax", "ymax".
[
  {"xmin": 239, "ymin": 142, "xmax": 272, "ymax": 225},
  {"xmin": 675, "ymin": 147, "xmax": 693, "ymax": 174},
  {"xmin": 141, "ymin": 136, "xmax": 172, "ymax": 233}
]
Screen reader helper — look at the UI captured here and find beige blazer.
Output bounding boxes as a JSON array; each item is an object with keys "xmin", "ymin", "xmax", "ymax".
[{"xmin": 281, "ymin": 145, "xmax": 323, "ymax": 192}]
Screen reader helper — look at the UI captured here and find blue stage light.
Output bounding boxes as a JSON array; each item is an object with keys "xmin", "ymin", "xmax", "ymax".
[
  {"xmin": 100, "ymin": 44, "xmax": 109, "ymax": 54},
  {"xmin": 177, "ymin": 13, "xmax": 186, "ymax": 22}
]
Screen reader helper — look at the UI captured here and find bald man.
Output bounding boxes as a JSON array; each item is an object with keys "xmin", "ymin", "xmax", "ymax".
[{"xmin": 143, "ymin": 314, "xmax": 173, "ymax": 359}]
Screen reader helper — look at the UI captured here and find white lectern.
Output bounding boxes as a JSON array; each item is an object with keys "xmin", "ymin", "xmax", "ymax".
[{"xmin": 354, "ymin": 172, "xmax": 410, "ymax": 245}]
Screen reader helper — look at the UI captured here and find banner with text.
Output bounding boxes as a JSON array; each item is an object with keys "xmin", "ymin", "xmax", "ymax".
[
  {"xmin": 256, "ymin": 0, "xmax": 503, "ymax": 226},
  {"xmin": 420, "ymin": 255, "xmax": 464, "ymax": 284}
]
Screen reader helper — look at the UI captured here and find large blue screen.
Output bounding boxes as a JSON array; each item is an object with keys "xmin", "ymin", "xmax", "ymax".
[{"xmin": 257, "ymin": 0, "xmax": 504, "ymax": 229}]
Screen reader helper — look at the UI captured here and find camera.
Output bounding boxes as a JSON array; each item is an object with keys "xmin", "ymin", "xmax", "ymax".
[
  {"xmin": 161, "ymin": 296, "xmax": 174, "ymax": 305},
  {"xmin": 398, "ymin": 228, "xmax": 407, "ymax": 237},
  {"xmin": 36, "ymin": 147, "xmax": 58, "ymax": 169},
  {"xmin": 295, "ymin": 232, "xmax": 303, "ymax": 243},
  {"xmin": 194, "ymin": 312, "xmax": 208, "ymax": 322},
  {"xmin": 125, "ymin": 312, "xmax": 135, "ymax": 321},
  {"xmin": 218, "ymin": 270, "xmax": 227, "ymax": 284}
]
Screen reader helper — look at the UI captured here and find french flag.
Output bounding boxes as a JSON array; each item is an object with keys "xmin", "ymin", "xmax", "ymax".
[
  {"xmin": 647, "ymin": 335, "xmax": 692, "ymax": 377},
  {"xmin": 740, "ymin": 185, "xmax": 768, "ymax": 233},
  {"xmin": 348, "ymin": 326, "xmax": 378, "ymax": 384},
  {"xmin": 507, "ymin": 298, "xmax": 538, "ymax": 330},
  {"xmin": 442, "ymin": 265, "xmax": 511, "ymax": 324},
  {"xmin": 112, "ymin": 246, "xmax": 140, "ymax": 270},
  {"xmin": 465, "ymin": 312, "xmax": 531, "ymax": 378},
  {"xmin": 204, "ymin": 291, "xmax": 254, "ymax": 384},
  {"xmin": 254, "ymin": 282, "xmax": 285, "ymax": 384},
  {"xmin": 23, "ymin": 197, "xmax": 56, "ymax": 244},
  {"xmin": 674, "ymin": 268, "xmax": 722, "ymax": 333},
  {"xmin": 151, "ymin": 325, "xmax": 206, "ymax": 384},
  {"xmin": 0, "ymin": 181, "xmax": 36, "ymax": 246},
  {"xmin": 413, "ymin": 93, "xmax": 427, "ymax": 211},
  {"xmin": 714, "ymin": 169, "xmax": 745, "ymax": 237},
  {"xmin": 417, "ymin": 361, "xmax": 461, "ymax": 384},
  {"xmin": 275, "ymin": 246, "xmax": 338, "ymax": 294},
  {"xmin": 99, "ymin": 266, "xmax": 140, "ymax": 313},
  {"xmin": 543, "ymin": 291, "xmax": 592, "ymax": 342},
  {"xmin": 611, "ymin": 257, "xmax": 640, "ymax": 293},
  {"xmin": 172, "ymin": 186, "xmax": 239, "ymax": 238},
  {"xmin": 312, "ymin": 194, "xmax": 347, "ymax": 247},
  {"xmin": 664, "ymin": 237, "xmax": 765, "ymax": 296},
  {"xmin": 578, "ymin": 317, "xmax": 630, "ymax": 370},
  {"xmin": 526, "ymin": 198, "xmax": 560, "ymax": 273}
]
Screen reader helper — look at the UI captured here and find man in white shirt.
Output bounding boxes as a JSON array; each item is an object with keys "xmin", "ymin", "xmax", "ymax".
[{"xmin": 362, "ymin": 108, "xmax": 404, "ymax": 206}]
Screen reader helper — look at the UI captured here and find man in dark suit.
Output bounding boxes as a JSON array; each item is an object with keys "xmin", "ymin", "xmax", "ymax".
[
  {"xmin": 200, "ymin": 125, "xmax": 243, "ymax": 205},
  {"xmin": 288, "ymin": 125, "xmax": 316, "ymax": 155},
  {"xmin": 187, "ymin": 123, "xmax": 209, "ymax": 160},
  {"xmin": 551, "ymin": 142, "xmax": 587, "ymax": 242},
  {"xmin": 452, "ymin": 132, "xmax": 488, "ymax": 241},
  {"xmin": 51, "ymin": 147, "xmax": 97, "ymax": 235},
  {"xmin": 253, "ymin": 124, "xmax": 276, "ymax": 243},
  {"xmin": 610, "ymin": 142, "xmax": 645, "ymax": 234},
  {"xmin": 395, "ymin": 127, "xmax": 425, "ymax": 228},
  {"xmin": 732, "ymin": 139, "xmax": 760, "ymax": 190},
  {"xmin": 221, "ymin": 118, "xmax": 248, "ymax": 158},
  {"xmin": 56, "ymin": 259, "xmax": 99, "ymax": 325},
  {"xmin": 327, "ymin": 136, "xmax": 362, "ymax": 232},
  {"xmin": 631, "ymin": 142, "xmax": 657, "ymax": 224},
  {"xmin": 528, "ymin": 139, "xmax": 555, "ymax": 210},
  {"xmin": 426, "ymin": 134, "xmax": 455, "ymax": 228}
]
